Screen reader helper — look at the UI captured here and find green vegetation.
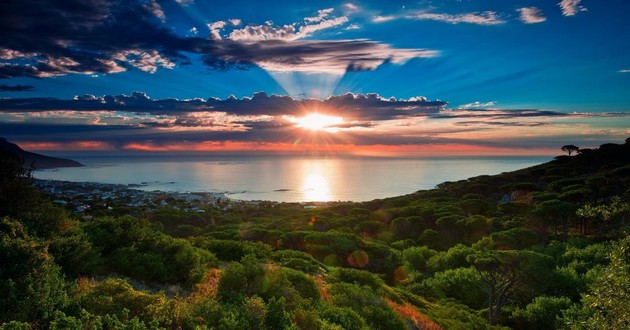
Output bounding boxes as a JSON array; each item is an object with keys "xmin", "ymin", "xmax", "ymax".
[{"xmin": 1, "ymin": 141, "xmax": 629, "ymax": 329}]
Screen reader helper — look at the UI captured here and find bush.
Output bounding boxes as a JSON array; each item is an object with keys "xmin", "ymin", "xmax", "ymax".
[
  {"xmin": 421, "ymin": 267, "xmax": 487, "ymax": 309},
  {"xmin": 334, "ymin": 268, "xmax": 384, "ymax": 291},
  {"xmin": 403, "ymin": 246, "xmax": 438, "ymax": 273},
  {"xmin": 329, "ymin": 283, "xmax": 406, "ymax": 330},
  {"xmin": 511, "ymin": 296, "xmax": 572, "ymax": 330},
  {"xmin": 192, "ymin": 238, "xmax": 271, "ymax": 261}
]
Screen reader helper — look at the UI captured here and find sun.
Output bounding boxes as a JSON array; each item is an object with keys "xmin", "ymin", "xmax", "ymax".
[{"xmin": 292, "ymin": 113, "xmax": 343, "ymax": 131}]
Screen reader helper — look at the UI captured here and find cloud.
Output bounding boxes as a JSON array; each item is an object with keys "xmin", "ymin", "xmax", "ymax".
[
  {"xmin": 145, "ymin": 0, "xmax": 165, "ymax": 21},
  {"xmin": 0, "ymin": 2, "xmax": 435, "ymax": 77},
  {"xmin": 202, "ymin": 39, "xmax": 438, "ymax": 74},
  {"xmin": 0, "ymin": 84, "xmax": 35, "ymax": 92},
  {"xmin": 619, "ymin": 70, "xmax": 630, "ymax": 73},
  {"xmin": 517, "ymin": 7, "xmax": 546, "ymax": 24},
  {"xmin": 373, "ymin": 15, "xmax": 396, "ymax": 23},
  {"xmin": 0, "ymin": 0, "xmax": 185, "ymax": 78},
  {"xmin": 228, "ymin": 23, "xmax": 298, "ymax": 42},
  {"xmin": 113, "ymin": 50, "xmax": 175, "ymax": 73},
  {"xmin": 208, "ymin": 21, "xmax": 227, "ymax": 40},
  {"xmin": 558, "ymin": 0, "xmax": 587, "ymax": 16},
  {"xmin": 3, "ymin": 93, "xmax": 628, "ymax": 155},
  {"xmin": 228, "ymin": 9, "xmax": 348, "ymax": 42},
  {"xmin": 458, "ymin": 101, "xmax": 496, "ymax": 109},
  {"xmin": 0, "ymin": 91, "xmax": 447, "ymax": 121},
  {"xmin": 407, "ymin": 11, "xmax": 506, "ymax": 25},
  {"xmin": 434, "ymin": 108, "xmax": 570, "ymax": 120},
  {"xmin": 455, "ymin": 121, "xmax": 550, "ymax": 127},
  {"xmin": 343, "ymin": 3, "xmax": 360, "ymax": 13},
  {"xmin": 305, "ymin": 8, "xmax": 334, "ymax": 23},
  {"xmin": 0, "ymin": 91, "xmax": 449, "ymax": 151}
]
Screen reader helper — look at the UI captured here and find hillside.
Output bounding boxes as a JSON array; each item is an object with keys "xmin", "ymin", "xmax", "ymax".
[
  {"xmin": 0, "ymin": 137, "xmax": 83, "ymax": 169},
  {"xmin": 0, "ymin": 139, "xmax": 628, "ymax": 329}
]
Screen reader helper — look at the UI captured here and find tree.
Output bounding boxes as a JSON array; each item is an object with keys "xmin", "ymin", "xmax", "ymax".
[
  {"xmin": 533, "ymin": 199, "xmax": 577, "ymax": 241},
  {"xmin": 0, "ymin": 150, "xmax": 39, "ymax": 218},
  {"xmin": 564, "ymin": 237, "xmax": 630, "ymax": 329},
  {"xmin": 561, "ymin": 145, "xmax": 579, "ymax": 156},
  {"xmin": 422, "ymin": 267, "xmax": 487, "ymax": 309},
  {"xmin": 467, "ymin": 248, "xmax": 554, "ymax": 325},
  {"xmin": 0, "ymin": 218, "xmax": 69, "ymax": 323},
  {"xmin": 511, "ymin": 296, "xmax": 572, "ymax": 330}
]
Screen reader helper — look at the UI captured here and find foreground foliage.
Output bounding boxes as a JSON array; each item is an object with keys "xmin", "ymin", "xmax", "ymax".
[{"xmin": 1, "ymin": 141, "xmax": 629, "ymax": 329}]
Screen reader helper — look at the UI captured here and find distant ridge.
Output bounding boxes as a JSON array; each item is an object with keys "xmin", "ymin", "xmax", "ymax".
[{"xmin": 0, "ymin": 137, "xmax": 83, "ymax": 169}]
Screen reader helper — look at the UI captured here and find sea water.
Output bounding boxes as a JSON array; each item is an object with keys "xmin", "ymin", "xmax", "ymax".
[{"xmin": 34, "ymin": 156, "xmax": 550, "ymax": 202}]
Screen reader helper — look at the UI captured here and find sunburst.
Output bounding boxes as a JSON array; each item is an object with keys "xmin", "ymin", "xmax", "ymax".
[{"xmin": 292, "ymin": 113, "xmax": 344, "ymax": 131}]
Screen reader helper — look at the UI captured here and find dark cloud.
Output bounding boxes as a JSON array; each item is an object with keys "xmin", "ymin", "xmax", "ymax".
[
  {"xmin": 434, "ymin": 108, "xmax": 569, "ymax": 119},
  {"xmin": 0, "ymin": 91, "xmax": 447, "ymax": 121},
  {"xmin": 0, "ymin": 84, "xmax": 35, "ymax": 91},
  {"xmin": 0, "ymin": 91, "xmax": 453, "ymax": 148},
  {"xmin": 455, "ymin": 120, "xmax": 551, "ymax": 127},
  {"xmin": 0, "ymin": 0, "xmax": 437, "ymax": 78},
  {"xmin": 0, "ymin": 0, "xmax": 184, "ymax": 78}
]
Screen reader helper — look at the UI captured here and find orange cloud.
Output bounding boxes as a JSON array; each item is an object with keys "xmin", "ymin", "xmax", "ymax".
[
  {"xmin": 121, "ymin": 140, "xmax": 557, "ymax": 156},
  {"xmin": 19, "ymin": 141, "xmax": 115, "ymax": 151}
]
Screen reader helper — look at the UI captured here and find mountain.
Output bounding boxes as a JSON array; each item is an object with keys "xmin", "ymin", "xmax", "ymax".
[{"xmin": 0, "ymin": 137, "xmax": 83, "ymax": 169}]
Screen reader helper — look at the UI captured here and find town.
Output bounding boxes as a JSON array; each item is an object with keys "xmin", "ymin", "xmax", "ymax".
[
  {"xmin": 33, "ymin": 179, "xmax": 333, "ymax": 219},
  {"xmin": 35, "ymin": 179, "xmax": 231, "ymax": 217}
]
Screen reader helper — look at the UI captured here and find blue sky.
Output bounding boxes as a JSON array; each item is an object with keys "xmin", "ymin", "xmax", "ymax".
[{"xmin": 0, "ymin": 0, "xmax": 629, "ymax": 155}]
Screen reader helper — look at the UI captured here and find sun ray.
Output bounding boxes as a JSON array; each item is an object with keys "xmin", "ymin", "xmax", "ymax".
[{"xmin": 291, "ymin": 113, "xmax": 344, "ymax": 131}]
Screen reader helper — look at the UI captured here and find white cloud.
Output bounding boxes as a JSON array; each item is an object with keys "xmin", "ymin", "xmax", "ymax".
[
  {"xmin": 343, "ymin": 3, "xmax": 360, "ymax": 13},
  {"xmin": 202, "ymin": 8, "xmax": 438, "ymax": 75},
  {"xmin": 373, "ymin": 15, "xmax": 396, "ymax": 23},
  {"xmin": 229, "ymin": 19, "xmax": 242, "ymax": 26},
  {"xmin": 298, "ymin": 16, "xmax": 349, "ymax": 36},
  {"xmin": 558, "ymin": 0, "xmax": 587, "ymax": 16},
  {"xmin": 115, "ymin": 50, "xmax": 175, "ymax": 74},
  {"xmin": 228, "ymin": 9, "xmax": 348, "ymax": 42},
  {"xmin": 228, "ymin": 24, "xmax": 298, "ymax": 41},
  {"xmin": 458, "ymin": 101, "xmax": 497, "ymax": 109},
  {"xmin": 208, "ymin": 21, "xmax": 227, "ymax": 40},
  {"xmin": 305, "ymin": 8, "xmax": 334, "ymax": 23},
  {"xmin": 517, "ymin": 7, "xmax": 546, "ymax": 24},
  {"xmin": 346, "ymin": 24, "xmax": 360, "ymax": 30},
  {"xmin": 409, "ymin": 11, "xmax": 505, "ymax": 25},
  {"xmin": 175, "ymin": 0, "xmax": 194, "ymax": 5},
  {"xmin": 189, "ymin": 27, "xmax": 199, "ymax": 36},
  {"xmin": 618, "ymin": 69, "xmax": 630, "ymax": 73}
]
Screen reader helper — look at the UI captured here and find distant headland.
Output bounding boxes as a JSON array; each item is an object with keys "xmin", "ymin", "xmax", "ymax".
[{"xmin": 0, "ymin": 137, "xmax": 83, "ymax": 169}]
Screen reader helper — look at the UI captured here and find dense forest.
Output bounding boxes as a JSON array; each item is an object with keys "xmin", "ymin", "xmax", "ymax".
[{"xmin": 1, "ymin": 140, "xmax": 629, "ymax": 329}]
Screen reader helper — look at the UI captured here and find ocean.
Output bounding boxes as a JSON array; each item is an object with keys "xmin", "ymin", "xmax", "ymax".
[{"xmin": 33, "ymin": 156, "xmax": 551, "ymax": 202}]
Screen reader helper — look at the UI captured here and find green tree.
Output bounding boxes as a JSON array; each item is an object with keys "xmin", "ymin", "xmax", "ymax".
[
  {"xmin": 534, "ymin": 199, "xmax": 577, "ymax": 240},
  {"xmin": 564, "ymin": 237, "xmax": 630, "ymax": 329},
  {"xmin": 0, "ymin": 218, "xmax": 69, "ymax": 323},
  {"xmin": 467, "ymin": 248, "xmax": 554, "ymax": 324},
  {"xmin": 422, "ymin": 267, "xmax": 487, "ymax": 309},
  {"xmin": 511, "ymin": 296, "xmax": 572, "ymax": 330}
]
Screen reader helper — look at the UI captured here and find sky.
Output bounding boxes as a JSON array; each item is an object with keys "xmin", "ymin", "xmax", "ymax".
[{"xmin": 0, "ymin": 0, "xmax": 629, "ymax": 157}]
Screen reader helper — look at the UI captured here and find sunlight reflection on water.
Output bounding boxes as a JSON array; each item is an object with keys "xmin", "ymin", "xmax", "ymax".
[{"xmin": 34, "ymin": 156, "xmax": 551, "ymax": 202}]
